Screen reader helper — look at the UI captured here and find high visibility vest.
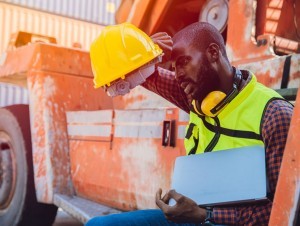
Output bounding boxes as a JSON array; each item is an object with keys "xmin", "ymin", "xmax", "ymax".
[{"xmin": 184, "ymin": 74, "xmax": 285, "ymax": 155}]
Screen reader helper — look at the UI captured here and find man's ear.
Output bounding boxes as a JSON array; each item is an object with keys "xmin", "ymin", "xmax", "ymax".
[{"xmin": 205, "ymin": 43, "xmax": 220, "ymax": 63}]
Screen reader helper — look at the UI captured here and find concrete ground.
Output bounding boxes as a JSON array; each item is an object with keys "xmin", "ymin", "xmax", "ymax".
[{"xmin": 52, "ymin": 208, "xmax": 83, "ymax": 226}]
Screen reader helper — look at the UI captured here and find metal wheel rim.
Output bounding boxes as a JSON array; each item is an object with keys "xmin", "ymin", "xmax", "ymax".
[{"xmin": 199, "ymin": 0, "xmax": 229, "ymax": 33}]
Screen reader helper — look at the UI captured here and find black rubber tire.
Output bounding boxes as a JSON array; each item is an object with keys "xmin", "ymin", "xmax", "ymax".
[{"xmin": 0, "ymin": 105, "xmax": 57, "ymax": 226}]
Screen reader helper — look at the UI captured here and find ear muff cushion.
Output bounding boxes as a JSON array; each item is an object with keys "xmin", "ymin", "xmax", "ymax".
[{"xmin": 201, "ymin": 91, "xmax": 226, "ymax": 117}]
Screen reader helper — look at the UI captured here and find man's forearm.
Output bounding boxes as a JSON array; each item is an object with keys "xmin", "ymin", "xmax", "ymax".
[{"xmin": 141, "ymin": 67, "xmax": 190, "ymax": 112}]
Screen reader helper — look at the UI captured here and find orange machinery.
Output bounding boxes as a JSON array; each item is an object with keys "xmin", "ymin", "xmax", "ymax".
[{"xmin": 0, "ymin": 0, "xmax": 299, "ymax": 225}]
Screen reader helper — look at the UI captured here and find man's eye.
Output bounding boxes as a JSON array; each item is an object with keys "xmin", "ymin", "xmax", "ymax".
[
  {"xmin": 183, "ymin": 58, "xmax": 189, "ymax": 65},
  {"xmin": 176, "ymin": 57, "xmax": 190, "ymax": 68}
]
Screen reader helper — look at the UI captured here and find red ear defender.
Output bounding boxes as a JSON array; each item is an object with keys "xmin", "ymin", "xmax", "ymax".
[{"xmin": 192, "ymin": 68, "xmax": 242, "ymax": 117}]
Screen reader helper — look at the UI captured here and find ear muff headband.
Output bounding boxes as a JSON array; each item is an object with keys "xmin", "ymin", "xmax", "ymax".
[{"xmin": 210, "ymin": 68, "xmax": 242, "ymax": 114}]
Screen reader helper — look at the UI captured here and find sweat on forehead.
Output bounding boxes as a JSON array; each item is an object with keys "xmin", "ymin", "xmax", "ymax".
[{"xmin": 173, "ymin": 22, "xmax": 226, "ymax": 55}]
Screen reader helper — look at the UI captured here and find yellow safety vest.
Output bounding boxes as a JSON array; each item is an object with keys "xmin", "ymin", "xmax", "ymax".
[{"xmin": 184, "ymin": 74, "xmax": 284, "ymax": 154}]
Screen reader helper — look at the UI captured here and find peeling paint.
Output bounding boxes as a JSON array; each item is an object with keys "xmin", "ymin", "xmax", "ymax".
[
  {"xmin": 120, "ymin": 140, "xmax": 159, "ymax": 208},
  {"xmin": 32, "ymin": 53, "xmax": 41, "ymax": 67},
  {"xmin": 68, "ymin": 108, "xmax": 185, "ymax": 210}
]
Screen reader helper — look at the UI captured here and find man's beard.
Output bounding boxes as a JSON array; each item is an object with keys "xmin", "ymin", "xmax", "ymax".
[{"xmin": 192, "ymin": 64, "xmax": 221, "ymax": 103}]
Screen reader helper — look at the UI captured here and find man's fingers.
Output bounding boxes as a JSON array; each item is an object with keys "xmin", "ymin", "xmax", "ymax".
[
  {"xmin": 168, "ymin": 190, "xmax": 184, "ymax": 202},
  {"xmin": 151, "ymin": 32, "xmax": 172, "ymax": 46},
  {"xmin": 155, "ymin": 188, "xmax": 162, "ymax": 202},
  {"xmin": 155, "ymin": 188, "xmax": 166, "ymax": 208},
  {"xmin": 150, "ymin": 32, "xmax": 172, "ymax": 62},
  {"xmin": 155, "ymin": 39, "xmax": 173, "ymax": 44},
  {"xmin": 155, "ymin": 40, "xmax": 172, "ymax": 51},
  {"xmin": 150, "ymin": 32, "xmax": 170, "ymax": 39},
  {"xmin": 150, "ymin": 32, "xmax": 164, "ymax": 38},
  {"xmin": 161, "ymin": 190, "xmax": 172, "ymax": 204},
  {"xmin": 156, "ymin": 189, "xmax": 173, "ymax": 212}
]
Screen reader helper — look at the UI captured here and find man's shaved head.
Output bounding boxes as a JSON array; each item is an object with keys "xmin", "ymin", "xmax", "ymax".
[{"xmin": 173, "ymin": 22, "xmax": 227, "ymax": 58}]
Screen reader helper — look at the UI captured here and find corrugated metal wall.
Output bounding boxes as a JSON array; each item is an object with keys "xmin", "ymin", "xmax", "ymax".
[
  {"xmin": 0, "ymin": 82, "xmax": 29, "ymax": 107},
  {"xmin": 1, "ymin": 0, "xmax": 121, "ymax": 25},
  {"xmin": 0, "ymin": 2, "xmax": 105, "ymax": 53}
]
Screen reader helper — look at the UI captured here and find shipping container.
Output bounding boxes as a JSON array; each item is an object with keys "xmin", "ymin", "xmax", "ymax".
[
  {"xmin": 0, "ymin": 82, "xmax": 29, "ymax": 107},
  {"xmin": 1, "ymin": 0, "xmax": 121, "ymax": 25},
  {"xmin": 0, "ymin": 2, "xmax": 105, "ymax": 53}
]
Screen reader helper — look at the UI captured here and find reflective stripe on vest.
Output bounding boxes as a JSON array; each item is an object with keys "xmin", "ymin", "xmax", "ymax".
[{"xmin": 184, "ymin": 74, "xmax": 283, "ymax": 155}]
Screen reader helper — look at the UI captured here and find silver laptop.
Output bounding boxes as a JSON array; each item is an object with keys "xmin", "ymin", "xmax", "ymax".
[{"xmin": 170, "ymin": 146, "xmax": 268, "ymax": 207}]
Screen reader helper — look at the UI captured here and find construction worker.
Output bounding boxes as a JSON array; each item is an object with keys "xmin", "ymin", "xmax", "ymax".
[{"xmin": 87, "ymin": 22, "xmax": 293, "ymax": 226}]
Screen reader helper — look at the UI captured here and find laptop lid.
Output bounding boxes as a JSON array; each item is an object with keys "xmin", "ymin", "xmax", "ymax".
[{"xmin": 170, "ymin": 146, "xmax": 268, "ymax": 207}]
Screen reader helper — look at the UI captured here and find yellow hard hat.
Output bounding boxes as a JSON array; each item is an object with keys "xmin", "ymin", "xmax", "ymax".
[{"xmin": 90, "ymin": 23, "xmax": 163, "ymax": 88}]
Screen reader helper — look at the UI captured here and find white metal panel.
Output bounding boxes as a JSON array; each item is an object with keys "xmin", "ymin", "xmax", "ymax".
[
  {"xmin": 0, "ymin": 2, "xmax": 104, "ymax": 53},
  {"xmin": 67, "ymin": 124, "xmax": 112, "ymax": 138},
  {"xmin": 114, "ymin": 109, "xmax": 165, "ymax": 138},
  {"xmin": 0, "ymin": 82, "xmax": 29, "ymax": 107},
  {"xmin": 2, "ymin": 0, "xmax": 121, "ymax": 25},
  {"xmin": 66, "ymin": 110, "xmax": 113, "ymax": 139},
  {"xmin": 67, "ymin": 110, "xmax": 113, "ymax": 124}
]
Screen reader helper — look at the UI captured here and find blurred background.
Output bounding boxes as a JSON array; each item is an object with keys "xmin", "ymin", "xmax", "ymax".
[{"xmin": 0, "ymin": 0, "xmax": 121, "ymax": 53}]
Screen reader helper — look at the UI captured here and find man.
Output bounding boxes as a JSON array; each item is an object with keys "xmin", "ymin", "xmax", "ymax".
[{"xmin": 87, "ymin": 22, "xmax": 293, "ymax": 225}]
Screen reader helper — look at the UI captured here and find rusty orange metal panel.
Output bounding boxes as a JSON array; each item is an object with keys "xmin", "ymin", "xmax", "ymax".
[
  {"xmin": 237, "ymin": 54, "xmax": 300, "ymax": 89},
  {"xmin": 141, "ymin": 0, "xmax": 174, "ymax": 35},
  {"xmin": 226, "ymin": 0, "xmax": 274, "ymax": 64},
  {"xmin": 0, "ymin": 43, "xmax": 93, "ymax": 81},
  {"xmin": 0, "ymin": 43, "xmax": 114, "ymax": 203},
  {"xmin": 269, "ymin": 87, "xmax": 300, "ymax": 225},
  {"xmin": 226, "ymin": 0, "xmax": 276, "ymax": 64},
  {"xmin": 69, "ymin": 138, "xmax": 181, "ymax": 210},
  {"xmin": 67, "ymin": 108, "xmax": 187, "ymax": 210},
  {"xmin": 226, "ymin": 0, "xmax": 300, "ymax": 90},
  {"xmin": 27, "ymin": 68, "xmax": 113, "ymax": 203},
  {"xmin": 124, "ymin": 0, "xmax": 153, "ymax": 28},
  {"xmin": 116, "ymin": 0, "xmax": 173, "ymax": 35},
  {"xmin": 228, "ymin": 0, "xmax": 300, "ymax": 64},
  {"xmin": 0, "ymin": 2, "xmax": 104, "ymax": 54}
]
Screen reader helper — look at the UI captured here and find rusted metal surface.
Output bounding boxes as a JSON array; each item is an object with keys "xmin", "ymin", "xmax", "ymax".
[
  {"xmin": 116, "ymin": 0, "xmax": 171, "ymax": 35},
  {"xmin": 226, "ymin": 0, "xmax": 276, "ymax": 64},
  {"xmin": 0, "ymin": 43, "xmax": 113, "ymax": 203},
  {"xmin": 269, "ymin": 87, "xmax": 300, "ymax": 226},
  {"xmin": 238, "ymin": 54, "xmax": 300, "ymax": 89},
  {"xmin": 53, "ymin": 194, "xmax": 120, "ymax": 223},
  {"xmin": 116, "ymin": 0, "xmax": 208, "ymax": 36},
  {"xmin": 227, "ymin": 0, "xmax": 300, "ymax": 60},
  {"xmin": 0, "ymin": 2, "xmax": 104, "ymax": 53},
  {"xmin": 67, "ymin": 108, "xmax": 187, "ymax": 210},
  {"xmin": 226, "ymin": 0, "xmax": 300, "ymax": 89},
  {"xmin": 27, "ymin": 48, "xmax": 113, "ymax": 203}
]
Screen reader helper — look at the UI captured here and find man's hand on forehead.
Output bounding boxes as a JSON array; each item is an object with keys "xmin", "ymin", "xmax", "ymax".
[{"xmin": 151, "ymin": 32, "xmax": 173, "ymax": 61}]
